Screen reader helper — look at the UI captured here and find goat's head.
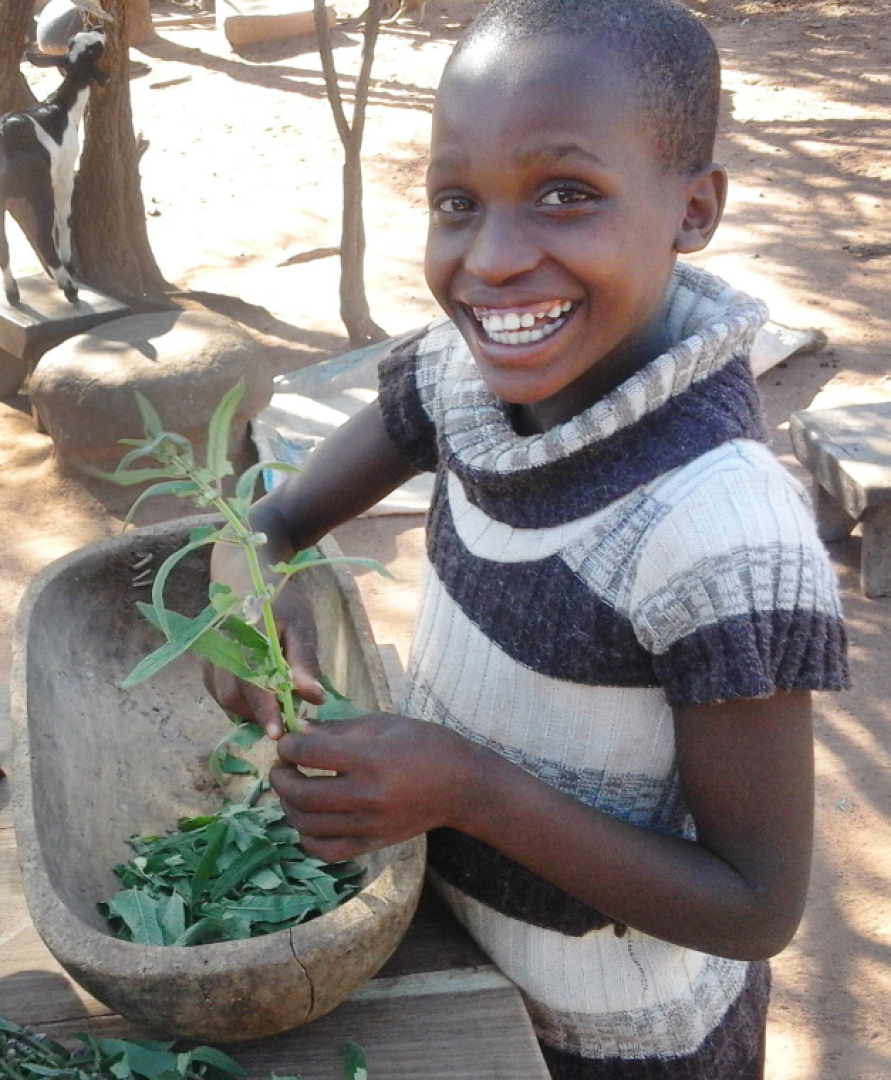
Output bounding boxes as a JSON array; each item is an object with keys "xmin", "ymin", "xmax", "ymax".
[{"xmin": 27, "ymin": 30, "xmax": 109, "ymax": 87}]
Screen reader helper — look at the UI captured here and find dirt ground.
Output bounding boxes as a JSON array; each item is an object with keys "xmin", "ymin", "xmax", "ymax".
[{"xmin": 1, "ymin": 0, "xmax": 890, "ymax": 1077}]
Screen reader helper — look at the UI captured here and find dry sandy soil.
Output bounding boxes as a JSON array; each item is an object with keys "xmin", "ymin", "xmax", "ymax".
[{"xmin": 1, "ymin": 1, "xmax": 890, "ymax": 1077}]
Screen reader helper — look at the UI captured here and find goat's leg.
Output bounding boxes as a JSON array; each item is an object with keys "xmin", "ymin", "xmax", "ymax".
[
  {"xmin": 0, "ymin": 204, "xmax": 20, "ymax": 306},
  {"xmin": 52, "ymin": 165, "xmax": 75, "ymax": 272},
  {"xmin": 26, "ymin": 175, "xmax": 78, "ymax": 304}
]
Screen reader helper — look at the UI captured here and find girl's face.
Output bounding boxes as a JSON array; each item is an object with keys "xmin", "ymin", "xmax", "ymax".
[{"xmin": 424, "ymin": 35, "xmax": 722, "ymax": 432}]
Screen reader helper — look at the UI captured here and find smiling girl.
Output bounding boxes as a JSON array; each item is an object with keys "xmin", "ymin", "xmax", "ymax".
[{"xmin": 207, "ymin": 2, "xmax": 849, "ymax": 1076}]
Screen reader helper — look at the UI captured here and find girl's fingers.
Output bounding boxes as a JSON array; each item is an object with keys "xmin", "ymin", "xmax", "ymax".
[
  {"xmin": 299, "ymin": 834, "xmax": 378, "ymax": 864},
  {"xmin": 277, "ymin": 725, "xmax": 360, "ymax": 772},
  {"xmin": 270, "ymin": 765, "xmax": 357, "ymax": 813},
  {"xmin": 203, "ymin": 661, "xmax": 284, "ymax": 739},
  {"xmin": 241, "ymin": 682, "xmax": 285, "ymax": 740}
]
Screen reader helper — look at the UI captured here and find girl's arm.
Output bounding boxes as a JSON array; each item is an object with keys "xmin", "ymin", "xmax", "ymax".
[
  {"xmin": 271, "ymin": 689, "xmax": 814, "ymax": 961},
  {"xmin": 207, "ymin": 400, "xmax": 420, "ymax": 734}
]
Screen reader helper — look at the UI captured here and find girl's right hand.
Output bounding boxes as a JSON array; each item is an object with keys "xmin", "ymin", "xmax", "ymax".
[{"xmin": 202, "ymin": 580, "xmax": 327, "ymax": 739}]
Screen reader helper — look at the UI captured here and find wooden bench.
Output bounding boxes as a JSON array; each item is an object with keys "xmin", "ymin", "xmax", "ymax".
[
  {"xmin": 0, "ymin": 274, "xmax": 131, "ymax": 401},
  {"xmin": 789, "ymin": 401, "xmax": 891, "ymax": 598}
]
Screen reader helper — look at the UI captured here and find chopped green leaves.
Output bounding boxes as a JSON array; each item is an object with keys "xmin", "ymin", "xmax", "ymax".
[{"xmin": 100, "ymin": 792, "xmax": 363, "ymax": 947}]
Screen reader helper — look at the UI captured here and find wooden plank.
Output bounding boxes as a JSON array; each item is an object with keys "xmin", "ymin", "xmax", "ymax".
[
  {"xmin": 228, "ymin": 985, "xmax": 548, "ymax": 1080},
  {"xmin": 0, "ymin": 830, "xmax": 115, "ymax": 1027},
  {"xmin": 790, "ymin": 403, "xmax": 891, "ymax": 519},
  {"xmin": 0, "ymin": 275, "xmax": 131, "ymax": 360}
]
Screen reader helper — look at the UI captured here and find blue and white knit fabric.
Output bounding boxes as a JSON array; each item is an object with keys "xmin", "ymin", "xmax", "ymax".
[{"xmin": 377, "ymin": 263, "xmax": 849, "ymax": 1078}]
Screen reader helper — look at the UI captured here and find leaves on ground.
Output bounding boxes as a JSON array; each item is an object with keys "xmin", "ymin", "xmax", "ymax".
[{"xmin": 0, "ymin": 1014, "xmax": 366, "ymax": 1080}]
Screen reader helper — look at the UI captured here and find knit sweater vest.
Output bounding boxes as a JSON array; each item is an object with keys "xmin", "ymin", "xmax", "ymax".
[{"xmin": 377, "ymin": 264, "xmax": 850, "ymax": 1079}]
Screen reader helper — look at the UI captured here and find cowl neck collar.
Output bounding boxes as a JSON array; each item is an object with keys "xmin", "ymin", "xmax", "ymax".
[{"xmin": 427, "ymin": 263, "xmax": 769, "ymax": 528}]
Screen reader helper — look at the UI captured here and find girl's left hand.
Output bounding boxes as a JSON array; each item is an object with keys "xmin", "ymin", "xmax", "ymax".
[{"xmin": 270, "ymin": 714, "xmax": 481, "ymax": 862}]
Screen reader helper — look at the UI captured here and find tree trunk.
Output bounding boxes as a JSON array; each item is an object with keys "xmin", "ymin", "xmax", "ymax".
[
  {"xmin": 71, "ymin": 0, "xmax": 168, "ymax": 301},
  {"xmin": 314, "ymin": 0, "xmax": 387, "ymax": 347},
  {"xmin": 0, "ymin": 0, "xmax": 44, "ymax": 265},
  {"xmin": 0, "ymin": 0, "xmax": 32, "ymax": 112},
  {"xmin": 127, "ymin": 0, "xmax": 157, "ymax": 46}
]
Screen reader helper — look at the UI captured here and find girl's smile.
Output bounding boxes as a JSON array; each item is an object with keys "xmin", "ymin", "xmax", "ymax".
[{"xmin": 424, "ymin": 35, "xmax": 725, "ymax": 432}]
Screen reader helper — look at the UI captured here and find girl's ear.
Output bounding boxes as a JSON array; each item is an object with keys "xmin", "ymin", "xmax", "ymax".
[{"xmin": 675, "ymin": 165, "xmax": 727, "ymax": 254}]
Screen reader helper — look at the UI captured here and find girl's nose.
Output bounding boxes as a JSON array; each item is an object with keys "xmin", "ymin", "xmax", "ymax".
[{"xmin": 463, "ymin": 208, "xmax": 539, "ymax": 284}]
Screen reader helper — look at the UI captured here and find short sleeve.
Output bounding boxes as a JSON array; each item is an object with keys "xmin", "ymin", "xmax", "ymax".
[
  {"xmin": 630, "ymin": 448, "xmax": 851, "ymax": 707},
  {"xmin": 378, "ymin": 331, "xmax": 439, "ymax": 473}
]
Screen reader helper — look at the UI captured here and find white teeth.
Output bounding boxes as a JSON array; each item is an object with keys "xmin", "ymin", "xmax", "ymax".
[
  {"xmin": 485, "ymin": 318, "xmax": 565, "ymax": 346},
  {"xmin": 475, "ymin": 302, "xmax": 576, "ymax": 344}
]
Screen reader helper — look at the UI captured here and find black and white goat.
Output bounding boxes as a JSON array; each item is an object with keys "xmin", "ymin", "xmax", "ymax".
[{"xmin": 0, "ymin": 30, "xmax": 108, "ymax": 307}]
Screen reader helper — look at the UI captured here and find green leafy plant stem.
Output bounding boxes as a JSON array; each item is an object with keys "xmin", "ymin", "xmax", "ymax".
[{"xmin": 212, "ymin": 498, "xmax": 299, "ymax": 733}]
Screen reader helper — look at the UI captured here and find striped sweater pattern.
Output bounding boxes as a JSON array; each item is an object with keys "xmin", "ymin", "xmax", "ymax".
[{"xmin": 377, "ymin": 264, "xmax": 849, "ymax": 1078}]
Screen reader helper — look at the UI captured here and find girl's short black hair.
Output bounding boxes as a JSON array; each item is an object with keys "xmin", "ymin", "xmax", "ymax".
[{"xmin": 451, "ymin": 0, "xmax": 721, "ymax": 174}]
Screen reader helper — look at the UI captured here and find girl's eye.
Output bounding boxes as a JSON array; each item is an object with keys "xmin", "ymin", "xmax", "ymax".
[
  {"xmin": 539, "ymin": 187, "xmax": 595, "ymax": 207},
  {"xmin": 432, "ymin": 194, "xmax": 476, "ymax": 214}
]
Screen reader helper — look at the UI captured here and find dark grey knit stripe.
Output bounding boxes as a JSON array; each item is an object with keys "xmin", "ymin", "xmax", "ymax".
[
  {"xmin": 378, "ymin": 332, "xmax": 439, "ymax": 473},
  {"xmin": 427, "ymin": 484, "xmax": 659, "ymax": 686},
  {"xmin": 537, "ymin": 961, "xmax": 770, "ymax": 1080},
  {"xmin": 444, "ymin": 356, "xmax": 768, "ymax": 529},
  {"xmin": 428, "ymin": 828, "xmax": 625, "ymax": 936},
  {"xmin": 427, "ymin": 485, "xmax": 850, "ymax": 698},
  {"xmin": 654, "ymin": 608, "xmax": 851, "ymax": 707}
]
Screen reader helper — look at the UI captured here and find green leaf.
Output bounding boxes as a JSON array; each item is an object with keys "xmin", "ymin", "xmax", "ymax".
[
  {"xmin": 81, "ymin": 465, "xmax": 184, "ymax": 486},
  {"xmin": 247, "ymin": 867, "xmax": 283, "ymax": 890},
  {"xmin": 223, "ymin": 722, "xmax": 266, "ymax": 751},
  {"xmin": 341, "ymin": 1042, "xmax": 368, "ymax": 1080},
  {"xmin": 156, "ymin": 892, "xmax": 186, "ymax": 945},
  {"xmin": 272, "ymin": 554, "xmax": 395, "ymax": 581},
  {"xmin": 219, "ymin": 614, "xmax": 270, "ymax": 651},
  {"xmin": 218, "ymin": 754, "xmax": 257, "ymax": 776},
  {"xmin": 122, "ymin": 480, "xmax": 204, "ymax": 531},
  {"xmin": 234, "ymin": 460, "xmax": 300, "ymax": 505},
  {"xmin": 151, "ymin": 531, "xmax": 231, "ymax": 639},
  {"xmin": 95, "ymin": 1042, "xmax": 180, "ymax": 1080},
  {"xmin": 185, "ymin": 1046, "xmax": 246, "ymax": 1079},
  {"xmin": 119, "ymin": 602, "xmax": 235, "ymax": 688},
  {"xmin": 214, "ymin": 893, "xmax": 318, "ymax": 925},
  {"xmin": 136, "ymin": 605, "xmax": 257, "ymax": 682},
  {"xmin": 107, "ymin": 889, "xmax": 165, "ymax": 945},
  {"xmin": 315, "ymin": 696, "xmax": 366, "ymax": 721},
  {"xmin": 207, "ymin": 723, "xmax": 265, "ymax": 787},
  {"xmin": 134, "ymin": 392, "xmax": 164, "ymax": 439},
  {"xmin": 191, "ymin": 819, "xmax": 230, "ymax": 900},
  {"xmin": 205, "ymin": 380, "xmax": 245, "ymax": 481},
  {"xmin": 207, "ymin": 841, "xmax": 278, "ymax": 902}
]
